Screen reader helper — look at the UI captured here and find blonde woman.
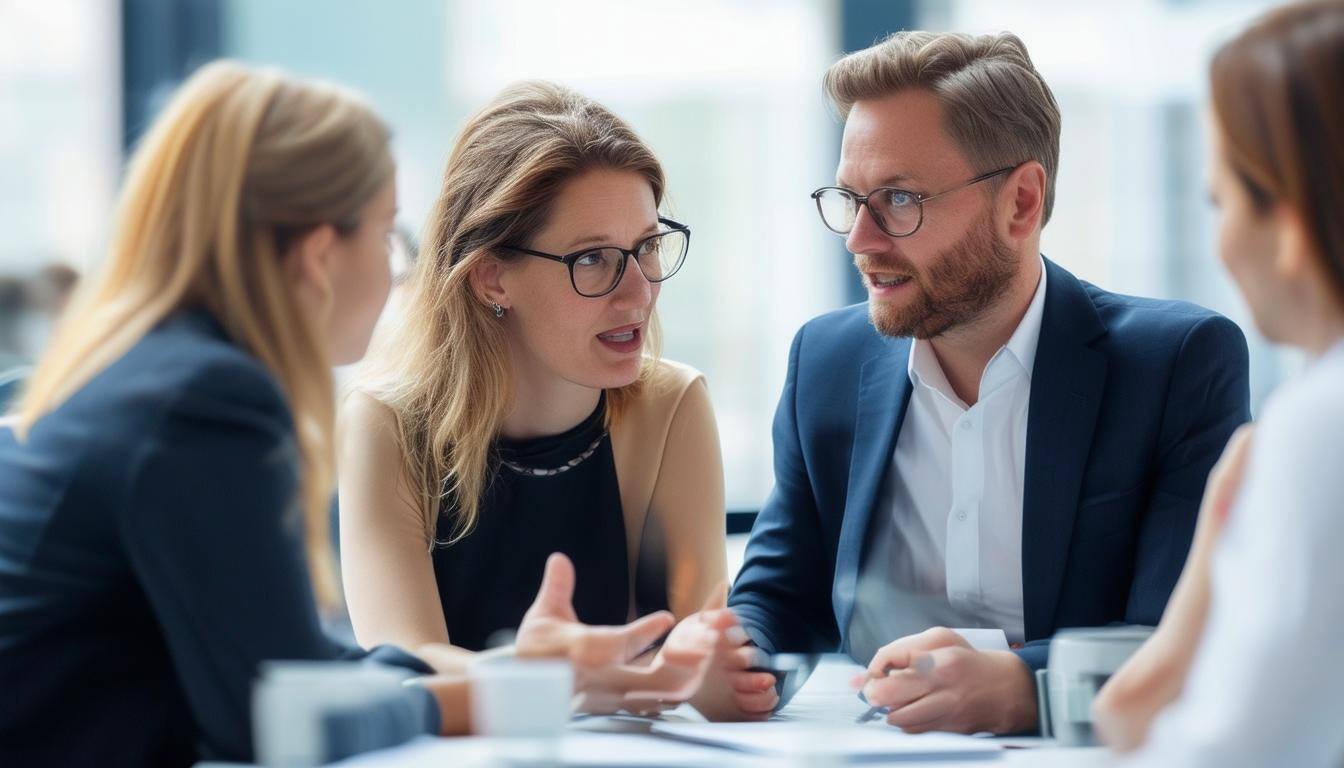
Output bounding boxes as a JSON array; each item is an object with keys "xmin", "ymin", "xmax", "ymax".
[
  {"xmin": 0, "ymin": 64, "xmax": 727, "ymax": 767},
  {"xmin": 339, "ymin": 82, "xmax": 729, "ymax": 671}
]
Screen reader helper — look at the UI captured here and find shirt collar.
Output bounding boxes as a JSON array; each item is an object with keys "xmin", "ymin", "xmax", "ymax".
[
  {"xmin": 1002, "ymin": 255, "xmax": 1048, "ymax": 379},
  {"xmin": 906, "ymin": 256, "xmax": 1049, "ymax": 400},
  {"xmin": 907, "ymin": 331, "xmax": 960, "ymax": 405}
]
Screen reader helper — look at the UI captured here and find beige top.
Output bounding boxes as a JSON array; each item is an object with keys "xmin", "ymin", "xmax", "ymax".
[
  {"xmin": 610, "ymin": 359, "xmax": 728, "ymax": 621},
  {"xmin": 337, "ymin": 358, "xmax": 727, "ymax": 659}
]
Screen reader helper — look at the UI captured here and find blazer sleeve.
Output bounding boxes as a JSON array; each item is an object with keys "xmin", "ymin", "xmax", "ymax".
[
  {"xmin": 728, "ymin": 323, "xmax": 840, "ymax": 653},
  {"xmin": 116, "ymin": 361, "xmax": 437, "ymax": 762},
  {"xmin": 1126, "ymin": 314, "xmax": 1251, "ymax": 625}
]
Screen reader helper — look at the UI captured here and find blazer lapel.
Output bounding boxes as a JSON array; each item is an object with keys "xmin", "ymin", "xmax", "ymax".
[
  {"xmin": 834, "ymin": 339, "xmax": 913, "ymax": 647},
  {"xmin": 1022, "ymin": 259, "xmax": 1109, "ymax": 641}
]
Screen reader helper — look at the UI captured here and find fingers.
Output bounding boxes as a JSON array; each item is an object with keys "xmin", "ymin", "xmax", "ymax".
[
  {"xmin": 862, "ymin": 664, "xmax": 935, "ymax": 711},
  {"xmin": 515, "ymin": 618, "xmax": 576, "ymax": 659},
  {"xmin": 904, "ymin": 626, "xmax": 967, "ymax": 651},
  {"xmin": 867, "ymin": 628, "xmax": 964, "ymax": 676},
  {"xmin": 725, "ymin": 644, "xmax": 765, "ymax": 671},
  {"xmin": 885, "ymin": 690, "xmax": 957, "ymax": 732},
  {"xmin": 590, "ymin": 659, "xmax": 706, "ymax": 703},
  {"xmin": 527, "ymin": 553, "xmax": 577, "ymax": 619},
  {"xmin": 566, "ymin": 617, "xmax": 667, "ymax": 669},
  {"xmin": 733, "ymin": 686, "xmax": 779, "ymax": 715},
  {"xmin": 619, "ymin": 611, "xmax": 676, "ymax": 661},
  {"xmin": 698, "ymin": 607, "xmax": 739, "ymax": 632},
  {"xmin": 710, "ymin": 622, "xmax": 750, "ymax": 656},
  {"xmin": 698, "ymin": 581, "xmax": 729, "ymax": 612},
  {"xmin": 658, "ymin": 645, "xmax": 714, "ymax": 668},
  {"xmin": 572, "ymin": 689, "xmax": 623, "ymax": 715},
  {"xmin": 729, "ymin": 670, "xmax": 777, "ymax": 694},
  {"xmin": 868, "ymin": 643, "xmax": 915, "ymax": 677},
  {"xmin": 522, "ymin": 615, "xmax": 667, "ymax": 666},
  {"xmin": 658, "ymin": 622, "xmax": 718, "ymax": 666},
  {"xmin": 725, "ymin": 663, "xmax": 778, "ymax": 716},
  {"xmin": 621, "ymin": 696, "xmax": 679, "ymax": 717}
]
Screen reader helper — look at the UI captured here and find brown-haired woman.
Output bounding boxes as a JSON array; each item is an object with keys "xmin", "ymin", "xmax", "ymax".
[
  {"xmin": 338, "ymin": 81, "xmax": 730, "ymax": 676},
  {"xmin": 1094, "ymin": 1, "xmax": 1344, "ymax": 764},
  {"xmin": 0, "ymin": 63, "xmax": 726, "ymax": 766}
]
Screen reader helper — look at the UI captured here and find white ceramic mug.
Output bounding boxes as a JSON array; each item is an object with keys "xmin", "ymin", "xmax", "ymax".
[
  {"xmin": 252, "ymin": 661, "xmax": 425, "ymax": 767},
  {"xmin": 1036, "ymin": 626, "xmax": 1154, "ymax": 746},
  {"xmin": 468, "ymin": 657, "xmax": 574, "ymax": 738}
]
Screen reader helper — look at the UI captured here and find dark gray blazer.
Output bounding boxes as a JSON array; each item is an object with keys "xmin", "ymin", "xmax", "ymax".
[{"xmin": 0, "ymin": 311, "xmax": 436, "ymax": 767}]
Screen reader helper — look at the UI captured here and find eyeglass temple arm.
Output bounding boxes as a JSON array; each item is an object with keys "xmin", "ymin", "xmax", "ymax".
[
  {"xmin": 497, "ymin": 244, "xmax": 567, "ymax": 264},
  {"xmin": 919, "ymin": 166, "xmax": 1016, "ymax": 203}
]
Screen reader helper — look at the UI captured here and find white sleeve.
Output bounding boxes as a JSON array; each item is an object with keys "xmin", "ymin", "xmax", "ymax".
[{"xmin": 1125, "ymin": 379, "xmax": 1344, "ymax": 767}]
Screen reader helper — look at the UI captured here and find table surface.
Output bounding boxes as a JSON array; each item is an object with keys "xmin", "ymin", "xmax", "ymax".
[
  {"xmin": 314, "ymin": 657, "xmax": 1117, "ymax": 768},
  {"xmin": 324, "ymin": 735, "xmax": 1113, "ymax": 767}
]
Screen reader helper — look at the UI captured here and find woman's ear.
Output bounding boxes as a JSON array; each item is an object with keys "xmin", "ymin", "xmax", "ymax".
[
  {"xmin": 468, "ymin": 254, "xmax": 510, "ymax": 311},
  {"xmin": 284, "ymin": 223, "xmax": 339, "ymax": 308},
  {"xmin": 1273, "ymin": 203, "xmax": 1315, "ymax": 285}
]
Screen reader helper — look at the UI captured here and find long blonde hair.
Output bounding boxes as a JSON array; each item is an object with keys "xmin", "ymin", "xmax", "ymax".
[
  {"xmin": 357, "ymin": 81, "xmax": 664, "ymax": 548},
  {"xmin": 15, "ymin": 61, "xmax": 393, "ymax": 608}
]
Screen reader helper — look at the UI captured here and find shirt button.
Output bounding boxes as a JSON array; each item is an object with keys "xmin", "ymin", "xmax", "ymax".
[
  {"xmin": 957, "ymin": 510, "xmax": 968, "ymax": 521},
  {"xmin": 960, "ymin": 420, "xmax": 973, "ymax": 431}
]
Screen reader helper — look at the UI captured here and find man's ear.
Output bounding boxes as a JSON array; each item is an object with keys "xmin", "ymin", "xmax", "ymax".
[
  {"xmin": 1001, "ymin": 161, "xmax": 1047, "ymax": 242},
  {"xmin": 468, "ymin": 253, "xmax": 510, "ymax": 311}
]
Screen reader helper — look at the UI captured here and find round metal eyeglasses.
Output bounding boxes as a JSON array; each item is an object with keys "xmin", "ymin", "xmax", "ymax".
[{"xmin": 811, "ymin": 167, "xmax": 1016, "ymax": 238}]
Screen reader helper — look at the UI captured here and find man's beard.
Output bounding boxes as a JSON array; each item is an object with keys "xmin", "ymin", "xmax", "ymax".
[{"xmin": 863, "ymin": 214, "xmax": 1019, "ymax": 340}]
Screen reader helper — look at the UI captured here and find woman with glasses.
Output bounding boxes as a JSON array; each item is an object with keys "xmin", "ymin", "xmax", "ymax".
[
  {"xmin": 0, "ymin": 64, "xmax": 729, "ymax": 766},
  {"xmin": 338, "ymin": 81, "xmax": 730, "ymax": 681}
]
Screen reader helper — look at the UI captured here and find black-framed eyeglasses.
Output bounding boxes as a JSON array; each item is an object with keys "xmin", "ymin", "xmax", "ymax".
[
  {"xmin": 810, "ymin": 166, "xmax": 1016, "ymax": 238},
  {"xmin": 497, "ymin": 217, "xmax": 690, "ymax": 298}
]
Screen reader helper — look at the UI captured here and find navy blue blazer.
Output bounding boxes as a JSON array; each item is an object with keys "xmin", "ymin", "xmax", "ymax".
[
  {"xmin": 728, "ymin": 258, "xmax": 1251, "ymax": 673},
  {"xmin": 0, "ymin": 312, "xmax": 436, "ymax": 767}
]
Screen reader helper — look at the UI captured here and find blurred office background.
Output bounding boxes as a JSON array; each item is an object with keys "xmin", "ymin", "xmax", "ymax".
[{"xmin": 0, "ymin": 0, "xmax": 1288, "ymax": 524}]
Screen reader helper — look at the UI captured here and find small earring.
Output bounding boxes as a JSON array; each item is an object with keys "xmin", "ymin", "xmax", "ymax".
[{"xmin": 491, "ymin": 302, "xmax": 506, "ymax": 319}]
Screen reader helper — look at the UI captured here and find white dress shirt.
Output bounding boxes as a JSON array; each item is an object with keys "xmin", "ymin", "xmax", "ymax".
[
  {"xmin": 1125, "ymin": 338, "xmax": 1344, "ymax": 767},
  {"xmin": 848, "ymin": 261, "xmax": 1047, "ymax": 661}
]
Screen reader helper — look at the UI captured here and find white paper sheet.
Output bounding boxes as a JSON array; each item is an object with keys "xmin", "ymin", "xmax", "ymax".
[
  {"xmin": 651, "ymin": 721, "xmax": 1002, "ymax": 760},
  {"xmin": 332, "ymin": 732, "xmax": 771, "ymax": 767},
  {"xmin": 774, "ymin": 655, "xmax": 871, "ymax": 722}
]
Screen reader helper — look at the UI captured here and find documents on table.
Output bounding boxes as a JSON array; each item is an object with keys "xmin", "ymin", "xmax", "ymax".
[
  {"xmin": 774, "ymin": 653, "xmax": 874, "ymax": 722},
  {"xmin": 633, "ymin": 654, "xmax": 1006, "ymax": 761},
  {"xmin": 332, "ymin": 733, "xmax": 773, "ymax": 767},
  {"xmin": 338, "ymin": 650, "xmax": 1018, "ymax": 766},
  {"xmin": 651, "ymin": 722, "xmax": 1001, "ymax": 760}
]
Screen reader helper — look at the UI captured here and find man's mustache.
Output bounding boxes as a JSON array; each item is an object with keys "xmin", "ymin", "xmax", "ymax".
[{"xmin": 854, "ymin": 255, "xmax": 920, "ymax": 275}]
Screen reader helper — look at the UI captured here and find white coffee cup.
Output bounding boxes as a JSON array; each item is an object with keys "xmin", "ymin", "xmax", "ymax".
[
  {"xmin": 252, "ymin": 661, "xmax": 424, "ymax": 767},
  {"xmin": 468, "ymin": 657, "xmax": 574, "ymax": 738}
]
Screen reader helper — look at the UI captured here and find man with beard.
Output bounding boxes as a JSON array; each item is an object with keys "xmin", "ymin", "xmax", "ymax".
[{"xmin": 696, "ymin": 31, "xmax": 1251, "ymax": 734}]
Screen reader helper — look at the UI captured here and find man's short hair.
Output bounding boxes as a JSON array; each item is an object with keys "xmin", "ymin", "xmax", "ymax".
[{"xmin": 824, "ymin": 31, "xmax": 1061, "ymax": 226}]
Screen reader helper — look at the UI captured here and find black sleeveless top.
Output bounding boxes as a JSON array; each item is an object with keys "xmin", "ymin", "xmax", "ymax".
[{"xmin": 430, "ymin": 396, "xmax": 631, "ymax": 651}]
